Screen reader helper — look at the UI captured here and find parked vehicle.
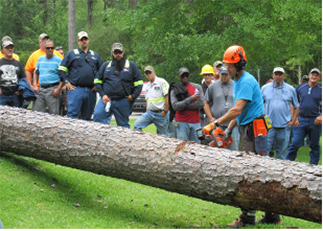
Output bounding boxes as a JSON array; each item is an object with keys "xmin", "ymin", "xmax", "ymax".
[{"xmin": 132, "ymin": 82, "xmax": 148, "ymax": 112}]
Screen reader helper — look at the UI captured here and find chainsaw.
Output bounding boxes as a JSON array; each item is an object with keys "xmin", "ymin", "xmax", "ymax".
[{"xmin": 196, "ymin": 123, "xmax": 233, "ymax": 148}]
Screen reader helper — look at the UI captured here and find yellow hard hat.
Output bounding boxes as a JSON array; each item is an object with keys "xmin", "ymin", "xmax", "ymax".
[{"xmin": 200, "ymin": 64, "xmax": 215, "ymax": 75}]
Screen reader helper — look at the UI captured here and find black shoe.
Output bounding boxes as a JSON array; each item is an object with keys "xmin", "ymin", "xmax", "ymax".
[
  {"xmin": 227, "ymin": 213, "xmax": 255, "ymax": 228},
  {"xmin": 257, "ymin": 213, "xmax": 281, "ymax": 225}
]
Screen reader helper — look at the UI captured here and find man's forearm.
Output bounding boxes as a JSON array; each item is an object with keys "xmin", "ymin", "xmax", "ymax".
[
  {"xmin": 291, "ymin": 107, "xmax": 300, "ymax": 125},
  {"xmin": 25, "ymin": 70, "xmax": 33, "ymax": 86}
]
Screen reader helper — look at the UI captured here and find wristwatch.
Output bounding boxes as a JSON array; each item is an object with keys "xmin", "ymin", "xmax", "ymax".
[
  {"xmin": 65, "ymin": 80, "xmax": 69, "ymax": 84},
  {"xmin": 162, "ymin": 110, "xmax": 168, "ymax": 113},
  {"xmin": 214, "ymin": 120, "xmax": 219, "ymax": 127}
]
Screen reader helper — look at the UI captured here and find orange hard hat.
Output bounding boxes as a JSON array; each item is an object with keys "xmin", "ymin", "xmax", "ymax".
[{"xmin": 222, "ymin": 45, "xmax": 247, "ymax": 64}]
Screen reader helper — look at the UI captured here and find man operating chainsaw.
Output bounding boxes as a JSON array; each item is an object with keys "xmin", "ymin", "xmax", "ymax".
[
  {"xmin": 203, "ymin": 66, "xmax": 240, "ymax": 150},
  {"xmin": 212, "ymin": 45, "xmax": 281, "ymax": 227}
]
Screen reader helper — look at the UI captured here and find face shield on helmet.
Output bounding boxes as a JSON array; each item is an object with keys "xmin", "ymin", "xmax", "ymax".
[{"xmin": 223, "ymin": 45, "xmax": 247, "ymax": 71}]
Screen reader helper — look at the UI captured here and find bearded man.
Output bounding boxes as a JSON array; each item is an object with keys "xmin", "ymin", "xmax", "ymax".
[{"xmin": 93, "ymin": 43, "xmax": 143, "ymax": 128}]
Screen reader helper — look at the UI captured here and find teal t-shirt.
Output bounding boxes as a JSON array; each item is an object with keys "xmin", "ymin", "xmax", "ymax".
[
  {"xmin": 36, "ymin": 54, "xmax": 62, "ymax": 86},
  {"xmin": 233, "ymin": 71, "xmax": 264, "ymax": 125}
]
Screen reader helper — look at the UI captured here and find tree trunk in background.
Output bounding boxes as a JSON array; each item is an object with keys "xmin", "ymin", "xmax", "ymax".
[
  {"xmin": 0, "ymin": 106, "xmax": 321, "ymax": 223},
  {"xmin": 43, "ymin": 0, "xmax": 48, "ymax": 26},
  {"xmin": 129, "ymin": 0, "xmax": 136, "ymax": 10},
  {"xmin": 87, "ymin": 0, "xmax": 93, "ymax": 27},
  {"xmin": 68, "ymin": 0, "xmax": 76, "ymax": 50}
]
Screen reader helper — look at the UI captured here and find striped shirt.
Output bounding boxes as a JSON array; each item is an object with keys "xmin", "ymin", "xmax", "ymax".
[{"xmin": 35, "ymin": 54, "xmax": 62, "ymax": 86}]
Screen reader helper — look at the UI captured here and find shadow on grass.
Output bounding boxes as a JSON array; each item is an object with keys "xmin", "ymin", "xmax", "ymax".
[{"xmin": 0, "ymin": 151, "xmax": 205, "ymax": 228}]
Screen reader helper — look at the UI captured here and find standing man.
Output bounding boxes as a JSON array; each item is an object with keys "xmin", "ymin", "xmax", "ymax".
[
  {"xmin": 0, "ymin": 36, "xmax": 20, "ymax": 61},
  {"xmin": 211, "ymin": 45, "xmax": 280, "ymax": 227},
  {"xmin": 24, "ymin": 33, "xmax": 63, "ymax": 108},
  {"xmin": 169, "ymin": 67, "xmax": 204, "ymax": 143},
  {"xmin": 287, "ymin": 68, "xmax": 322, "ymax": 165},
  {"xmin": 134, "ymin": 66, "xmax": 169, "ymax": 135},
  {"xmin": 55, "ymin": 46, "xmax": 65, "ymax": 57},
  {"xmin": 93, "ymin": 43, "xmax": 143, "ymax": 128},
  {"xmin": 32, "ymin": 40, "xmax": 63, "ymax": 114},
  {"xmin": 213, "ymin": 60, "xmax": 223, "ymax": 81},
  {"xmin": 25, "ymin": 33, "xmax": 64, "ymax": 91},
  {"xmin": 204, "ymin": 66, "xmax": 240, "ymax": 150},
  {"xmin": 0, "ymin": 40, "xmax": 26, "ymax": 107},
  {"xmin": 199, "ymin": 64, "xmax": 215, "ymax": 127},
  {"xmin": 58, "ymin": 31, "xmax": 102, "ymax": 120},
  {"xmin": 261, "ymin": 67, "xmax": 299, "ymax": 159}
]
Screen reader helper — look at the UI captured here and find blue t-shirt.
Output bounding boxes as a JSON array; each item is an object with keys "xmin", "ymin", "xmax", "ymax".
[
  {"xmin": 36, "ymin": 54, "xmax": 62, "ymax": 86},
  {"xmin": 233, "ymin": 71, "xmax": 264, "ymax": 125},
  {"xmin": 261, "ymin": 81, "xmax": 299, "ymax": 128},
  {"xmin": 296, "ymin": 82, "xmax": 322, "ymax": 118}
]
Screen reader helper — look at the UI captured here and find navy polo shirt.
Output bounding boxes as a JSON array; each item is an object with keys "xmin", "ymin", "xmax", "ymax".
[
  {"xmin": 296, "ymin": 82, "xmax": 322, "ymax": 118},
  {"xmin": 58, "ymin": 48, "xmax": 102, "ymax": 88}
]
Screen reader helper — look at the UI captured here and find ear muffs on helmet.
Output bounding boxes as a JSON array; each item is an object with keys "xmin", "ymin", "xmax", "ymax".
[{"xmin": 234, "ymin": 52, "xmax": 247, "ymax": 72}]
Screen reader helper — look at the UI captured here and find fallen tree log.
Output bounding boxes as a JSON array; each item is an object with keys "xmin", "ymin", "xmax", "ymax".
[{"xmin": 0, "ymin": 106, "xmax": 321, "ymax": 223}]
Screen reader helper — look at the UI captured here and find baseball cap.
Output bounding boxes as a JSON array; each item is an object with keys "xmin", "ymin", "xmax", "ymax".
[
  {"xmin": 273, "ymin": 67, "xmax": 285, "ymax": 74},
  {"xmin": 302, "ymin": 75, "xmax": 309, "ymax": 81},
  {"xmin": 178, "ymin": 67, "xmax": 189, "ymax": 76},
  {"xmin": 2, "ymin": 40, "xmax": 14, "ymax": 48},
  {"xmin": 213, "ymin": 60, "xmax": 223, "ymax": 67},
  {"xmin": 220, "ymin": 66, "xmax": 228, "ymax": 75},
  {"xmin": 112, "ymin": 43, "xmax": 123, "ymax": 52},
  {"xmin": 310, "ymin": 68, "xmax": 321, "ymax": 75},
  {"xmin": 1, "ymin": 36, "xmax": 12, "ymax": 42},
  {"xmin": 39, "ymin": 33, "xmax": 49, "ymax": 41},
  {"xmin": 144, "ymin": 66, "xmax": 154, "ymax": 72},
  {"xmin": 77, "ymin": 31, "xmax": 89, "ymax": 40}
]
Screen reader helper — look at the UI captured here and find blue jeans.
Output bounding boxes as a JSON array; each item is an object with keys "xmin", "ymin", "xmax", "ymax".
[
  {"xmin": 267, "ymin": 126, "xmax": 291, "ymax": 160},
  {"xmin": 167, "ymin": 113, "xmax": 176, "ymax": 138},
  {"xmin": 229, "ymin": 126, "xmax": 240, "ymax": 151},
  {"xmin": 176, "ymin": 121, "xmax": 201, "ymax": 143},
  {"xmin": 287, "ymin": 117, "xmax": 322, "ymax": 165},
  {"xmin": 93, "ymin": 98, "xmax": 130, "ymax": 128},
  {"xmin": 67, "ymin": 87, "xmax": 96, "ymax": 120},
  {"xmin": 0, "ymin": 93, "xmax": 21, "ymax": 107},
  {"xmin": 134, "ymin": 110, "xmax": 168, "ymax": 135}
]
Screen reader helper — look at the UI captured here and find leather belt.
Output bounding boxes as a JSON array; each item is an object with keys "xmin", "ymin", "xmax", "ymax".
[
  {"xmin": 150, "ymin": 110, "xmax": 162, "ymax": 113},
  {"xmin": 40, "ymin": 83, "xmax": 59, "ymax": 88}
]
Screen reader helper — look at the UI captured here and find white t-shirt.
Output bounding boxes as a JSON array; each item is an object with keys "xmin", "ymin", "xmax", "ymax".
[{"xmin": 145, "ymin": 76, "xmax": 169, "ymax": 111}]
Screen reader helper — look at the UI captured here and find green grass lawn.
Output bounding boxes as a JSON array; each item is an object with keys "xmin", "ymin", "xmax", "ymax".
[{"xmin": 0, "ymin": 119, "xmax": 321, "ymax": 229}]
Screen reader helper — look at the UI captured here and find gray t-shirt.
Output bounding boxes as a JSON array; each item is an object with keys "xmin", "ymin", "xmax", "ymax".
[{"xmin": 205, "ymin": 79, "xmax": 234, "ymax": 126}]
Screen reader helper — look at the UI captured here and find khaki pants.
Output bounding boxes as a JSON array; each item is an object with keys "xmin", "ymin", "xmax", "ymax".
[
  {"xmin": 239, "ymin": 123, "xmax": 256, "ymax": 153},
  {"xmin": 32, "ymin": 86, "xmax": 60, "ymax": 115}
]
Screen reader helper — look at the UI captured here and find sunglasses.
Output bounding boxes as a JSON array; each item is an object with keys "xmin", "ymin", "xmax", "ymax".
[
  {"xmin": 113, "ymin": 50, "xmax": 123, "ymax": 55},
  {"xmin": 46, "ymin": 47, "xmax": 55, "ymax": 50},
  {"xmin": 274, "ymin": 72, "xmax": 284, "ymax": 76},
  {"xmin": 145, "ymin": 71, "xmax": 151, "ymax": 75},
  {"xmin": 80, "ymin": 37, "xmax": 88, "ymax": 42},
  {"xmin": 308, "ymin": 88, "xmax": 312, "ymax": 95},
  {"xmin": 180, "ymin": 73, "xmax": 189, "ymax": 78}
]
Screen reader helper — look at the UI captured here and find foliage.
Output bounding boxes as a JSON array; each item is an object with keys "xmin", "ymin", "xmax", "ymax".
[{"xmin": 0, "ymin": 0, "xmax": 321, "ymax": 85}]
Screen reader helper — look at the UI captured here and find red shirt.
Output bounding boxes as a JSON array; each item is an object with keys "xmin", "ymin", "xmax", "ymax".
[{"xmin": 175, "ymin": 84, "xmax": 200, "ymax": 123}]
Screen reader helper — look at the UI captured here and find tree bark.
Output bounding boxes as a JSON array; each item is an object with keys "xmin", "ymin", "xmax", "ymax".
[
  {"xmin": 87, "ymin": 0, "xmax": 93, "ymax": 27},
  {"xmin": 0, "ymin": 106, "xmax": 321, "ymax": 223},
  {"xmin": 68, "ymin": 0, "xmax": 76, "ymax": 50},
  {"xmin": 129, "ymin": 0, "xmax": 136, "ymax": 10}
]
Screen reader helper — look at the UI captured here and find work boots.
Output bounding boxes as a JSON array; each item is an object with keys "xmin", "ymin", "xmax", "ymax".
[
  {"xmin": 226, "ymin": 212, "xmax": 255, "ymax": 228},
  {"xmin": 256, "ymin": 212, "xmax": 281, "ymax": 224}
]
